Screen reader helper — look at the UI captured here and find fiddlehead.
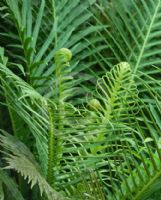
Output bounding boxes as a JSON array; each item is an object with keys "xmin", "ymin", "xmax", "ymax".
[
  {"xmin": 85, "ymin": 62, "xmax": 138, "ymax": 154},
  {"xmin": 47, "ymin": 48, "xmax": 72, "ymax": 185}
]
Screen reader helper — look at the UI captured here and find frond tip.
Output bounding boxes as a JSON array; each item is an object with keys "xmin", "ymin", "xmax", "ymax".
[
  {"xmin": 118, "ymin": 61, "xmax": 130, "ymax": 71},
  {"xmin": 95, "ymin": 61, "xmax": 137, "ymax": 121},
  {"xmin": 54, "ymin": 48, "xmax": 72, "ymax": 66},
  {"xmin": 88, "ymin": 98, "xmax": 102, "ymax": 110}
]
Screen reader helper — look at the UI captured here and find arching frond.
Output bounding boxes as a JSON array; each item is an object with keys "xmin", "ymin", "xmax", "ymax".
[
  {"xmin": 94, "ymin": 0, "xmax": 161, "ymax": 92},
  {"xmin": 95, "ymin": 62, "xmax": 137, "ymax": 121},
  {"xmin": 0, "ymin": 58, "xmax": 49, "ymax": 175},
  {"xmin": 103, "ymin": 81, "xmax": 161, "ymax": 199},
  {"xmin": 0, "ymin": 131, "xmax": 68, "ymax": 200},
  {"xmin": 53, "ymin": 62, "xmax": 139, "ymax": 196},
  {"xmin": 1, "ymin": 0, "xmax": 104, "ymax": 103}
]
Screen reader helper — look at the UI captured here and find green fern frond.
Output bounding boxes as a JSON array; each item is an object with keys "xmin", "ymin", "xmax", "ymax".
[
  {"xmin": 0, "ymin": 131, "xmax": 68, "ymax": 200},
  {"xmin": 47, "ymin": 48, "xmax": 73, "ymax": 185},
  {"xmin": 54, "ymin": 48, "xmax": 73, "ymax": 102},
  {"xmin": 0, "ymin": 59, "xmax": 49, "ymax": 175},
  {"xmin": 95, "ymin": 0, "xmax": 161, "ymax": 94},
  {"xmin": 1, "ymin": 0, "xmax": 102, "ymax": 104},
  {"xmin": 54, "ymin": 62, "xmax": 138, "ymax": 197},
  {"xmin": 82, "ymin": 62, "xmax": 137, "ymax": 155},
  {"xmin": 106, "ymin": 96, "xmax": 161, "ymax": 199},
  {"xmin": 95, "ymin": 62, "xmax": 138, "ymax": 121}
]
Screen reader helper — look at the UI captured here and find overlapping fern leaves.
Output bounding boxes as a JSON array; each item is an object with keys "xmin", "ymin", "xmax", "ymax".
[
  {"xmin": 0, "ymin": 1, "xmax": 104, "ymax": 198},
  {"xmin": 0, "ymin": 0, "xmax": 161, "ymax": 200},
  {"xmin": 53, "ymin": 62, "xmax": 139, "ymax": 199},
  {"xmin": 94, "ymin": 0, "xmax": 161, "ymax": 83},
  {"xmin": 0, "ymin": 48, "xmax": 161, "ymax": 200},
  {"xmin": 0, "ymin": 0, "xmax": 102, "ymax": 99},
  {"xmin": 0, "ymin": 131, "xmax": 67, "ymax": 200},
  {"xmin": 91, "ymin": 0, "xmax": 161, "ymax": 198}
]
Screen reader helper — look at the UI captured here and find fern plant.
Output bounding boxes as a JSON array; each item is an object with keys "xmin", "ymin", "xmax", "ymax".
[
  {"xmin": 0, "ymin": 1, "xmax": 104, "ymax": 198},
  {"xmin": 0, "ymin": 47, "xmax": 161, "ymax": 200},
  {"xmin": 0, "ymin": 0, "xmax": 161, "ymax": 200}
]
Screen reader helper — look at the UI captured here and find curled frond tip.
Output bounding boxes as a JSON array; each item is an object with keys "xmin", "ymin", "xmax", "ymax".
[{"xmin": 54, "ymin": 48, "xmax": 72, "ymax": 64}]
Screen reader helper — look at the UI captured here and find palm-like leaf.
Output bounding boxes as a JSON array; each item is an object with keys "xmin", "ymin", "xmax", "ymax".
[
  {"xmin": 94, "ymin": 0, "xmax": 161, "ymax": 92},
  {"xmin": 1, "ymin": 0, "xmax": 103, "ymax": 102},
  {"xmin": 96, "ymin": 75, "xmax": 161, "ymax": 199},
  {"xmin": 108, "ymin": 99, "xmax": 161, "ymax": 200},
  {"xmin": 61, "ymin": 61, "xmax": 161, "ymax": 200},
  {"xmin": 53, "ymin": 62, "xmax": 139, "ymax": 197},
  {"xmin": 0, "ymin": 59, "xmax": 49, "ymax": 174},
  {"xmin": 0, "ymin": 131, "xmax": 68, "ymax": 200},
  {"xmin": 95, "ymin": 62, "xmax": 137, "ymax": 120},
  {"xmin": 0, "ymin": 1, "xmax": 161, "ymax": 199}
]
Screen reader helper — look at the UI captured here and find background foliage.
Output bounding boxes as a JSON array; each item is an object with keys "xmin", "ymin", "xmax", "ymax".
[{"xmin": 0, "ymin": 0, "xmax": 161, "ymax": 199}]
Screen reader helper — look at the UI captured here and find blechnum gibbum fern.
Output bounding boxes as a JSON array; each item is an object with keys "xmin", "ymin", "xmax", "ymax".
[
  {"xmin": 84, "ymin": 62, "xmax": 138, "ymax": 155},
  {"xmin": 2, "ymin": 44, "xmax": 157, "ymax": 200},
  {"xmin": 47, "ymin": 48, "xmax": 72, "ymax": 185},
  {"xmin": 95, "ymin": 62, "xmax": 137, "ymax": 121},
  {"xmin": 60, "ymin": 62, "xmax": 138, "ymax": 198}
]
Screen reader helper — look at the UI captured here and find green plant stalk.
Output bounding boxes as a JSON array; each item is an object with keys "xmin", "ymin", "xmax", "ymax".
[
  {"xmin": 46, "ymin": 79, "xmax": 64, "ymax": 186},
  {"xmin": 47, "ymin": 104, "xmax": 56, "ymax": 185},
  {"xmin": 47, "ymin": 48, "xmax": 72, "ymax": 186},
  {"xmin": 56, "ymin": 64, "xmax": 64, "ymax": 152}
]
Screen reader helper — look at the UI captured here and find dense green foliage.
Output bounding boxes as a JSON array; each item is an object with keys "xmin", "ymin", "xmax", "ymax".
[{"xmin": 0, "ymin": 0, "xmax": 161, "ymax": 199}]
